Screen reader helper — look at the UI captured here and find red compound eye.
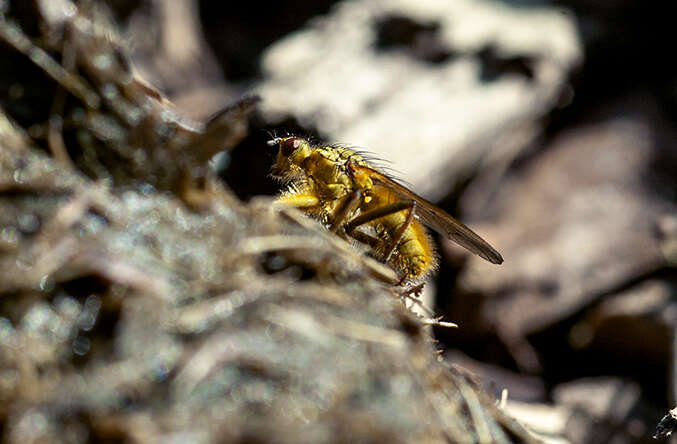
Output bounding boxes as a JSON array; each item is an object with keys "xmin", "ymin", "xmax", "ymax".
[{"xmin": 280, "ymin": 138, "xmax": 300, "ymax": 156}]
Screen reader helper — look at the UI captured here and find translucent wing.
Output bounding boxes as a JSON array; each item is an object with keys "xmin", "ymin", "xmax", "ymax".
[{"xmin": 352, "ymin": 164, "xmax": 504, "ymax": 264}]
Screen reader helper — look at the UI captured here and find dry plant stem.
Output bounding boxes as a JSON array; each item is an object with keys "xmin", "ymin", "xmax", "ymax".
[
  {"xmin": 263, "ymin": 305, "xmax": 408, "ymax": 351},
  {"xmin": 238, "ymin": 235, "xmax": 330, "ymax": 256},
  {"xmin": 12, "ymin": 186, "xmax": 111, "ymax": 284},
  {"xmin": 48, "ymin": 37, "xmax": 78, "ymax": 167},
  {"xmin": 672, "ymin": 326, "xmax": 677, "ymax": 406},
  {"xmin": 396, "ymin": 288, "xmax": 437, "ymax": 317},
  {"xmin": 73, "ymin": 249, "xmax": 175, "ymax": 300},
  {"xmin": 172, "ymin": 278, "xmax": 338, "ymax": 334},
  {"xmin": 11, "ymin": 184, "xmax": 174, "ymax": 298},
  {"xmin": 487, "ymin": 401, "xmax": 546, "ymax": 444},
  {"xmin": 422, "ymin": 380, "xmax": 475, "ymax": 444},
  {"xmin": 0, "ymin": 17, "xmax": 100, "ymax": 108},
  {"xmin": 654, "ymin": 406, "xmax": 677, "ymax": 438},
  {"xmin": 495, "ymin": 322, "xmax": 542, "ymax": 374},
  {"xmin": 422, "ymin": 318, "xmax": 458, "ymax": 329},
  {"xmin": 449, "ymin": 371, "xmax": 545, "ymax": 444},
  {"xmin": 498, "ymin": 388, "xmax": 508, "ymax": 409},
  {"xmin": 455, "ymin": 379, "xmax": 499, "ymax": 443},
  {"xmin": 277, "ymin": 205, "xmax": 399, "ymax": 284}
]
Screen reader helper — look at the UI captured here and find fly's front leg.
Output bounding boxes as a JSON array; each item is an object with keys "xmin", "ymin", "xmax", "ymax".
[
  {"xmin": 344, "ymin": 200, "xmax": 417, "ymax": 262},
  {"xmin": 276, "ymin": 192, "xmax": 320, "ymax": 208}
]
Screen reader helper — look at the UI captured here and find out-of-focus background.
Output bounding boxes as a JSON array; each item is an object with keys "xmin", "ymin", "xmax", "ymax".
[
  {"xmin": 2, "ymin": 0, "xmax": 677, "ymax": 442},
  {"xmin": 130, "ymin": 0, "xmax": 676, "ymax": 440}
]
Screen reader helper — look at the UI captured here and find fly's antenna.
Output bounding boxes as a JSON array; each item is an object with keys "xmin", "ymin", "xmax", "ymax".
[
  {"xmin": 265, "ymin": 129, "xmax": 281, "ymax": 147},
  {"xmin": 264, "ymin": 128, "xmax": 277, "ymax": 139},
  {"xmin": 266, "ymin": 137, "xmax": 281, "ymax": 147}
]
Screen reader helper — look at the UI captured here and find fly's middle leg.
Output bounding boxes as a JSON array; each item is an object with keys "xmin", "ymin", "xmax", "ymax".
[
  {"xmin": 343, "ymin": 200, "xmax": 417, "ymax": 261},
  {"xmin": 328, "ymin": 189, "xmax": 362, "ymax": 233}
]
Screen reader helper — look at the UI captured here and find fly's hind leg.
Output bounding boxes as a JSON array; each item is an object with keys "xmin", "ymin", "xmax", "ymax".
[
  {"xmin": 382, "ymin": 201, "xmax": 417, "ymax": 262},
  {"xmin": 344, "ymin": 200, "xmax": 417, "ymax": 262},
  {"xmin": 349, "ymin": 229, "xmax": 381, "ymax": 250}
]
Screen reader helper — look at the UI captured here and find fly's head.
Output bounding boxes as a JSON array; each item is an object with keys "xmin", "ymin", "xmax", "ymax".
[{"xmin": 268, "ymin": 136, "xmax": 313, "ymax": 182}]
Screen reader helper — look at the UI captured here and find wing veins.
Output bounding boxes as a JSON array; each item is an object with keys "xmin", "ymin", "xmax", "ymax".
[{"xmin": 356, "ymin": 165, "xmax": 503, "ymax": 264}]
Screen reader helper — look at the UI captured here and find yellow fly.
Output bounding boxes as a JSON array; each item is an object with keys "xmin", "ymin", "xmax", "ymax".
[{"xmin": 268, "ymin": 136, "xmax": 503, "ymax": 282}]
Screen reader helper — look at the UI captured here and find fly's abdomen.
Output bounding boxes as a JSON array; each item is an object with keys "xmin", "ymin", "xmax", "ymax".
[
  {"xmin": 376, "ymin": 214, "xmax": 437, "ymax": 280},
  {"xmin": 394, "ymin": 220, "xmax": 437, "ymax": 280}
]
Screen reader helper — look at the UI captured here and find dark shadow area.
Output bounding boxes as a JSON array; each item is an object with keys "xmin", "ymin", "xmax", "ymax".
[
  {"xmin": 199, "ymin": 0, "xmax": 342, "ymax": 81},
  {"xmin": 546, "ymin": 0, "xmax": 677, "ymax": 133},
  {"xmin": 476, "ymin": 45, "xmax": 535, "ymax": 82},
  {"xmin": 373, "ymin": 15, "xmax": 456, "ymax": 65}
]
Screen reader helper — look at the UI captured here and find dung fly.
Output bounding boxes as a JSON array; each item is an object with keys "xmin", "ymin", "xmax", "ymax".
[{"xmin": 268, "ymin": 136, "xmax": 503, "ymax": 281}]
